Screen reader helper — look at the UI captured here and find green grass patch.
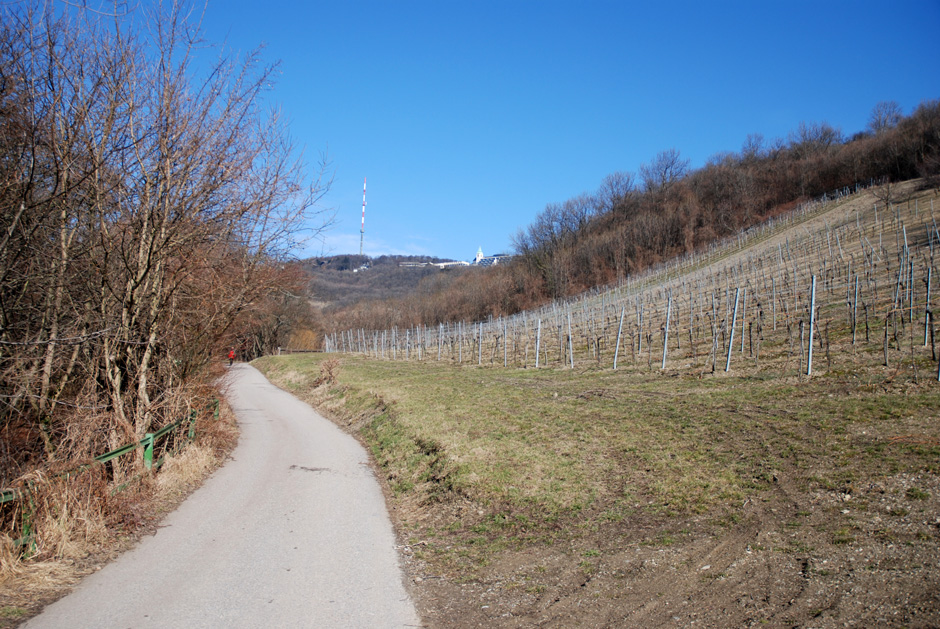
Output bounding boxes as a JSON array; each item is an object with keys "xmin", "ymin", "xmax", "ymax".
[{"xmin": 0, "ymin": 608, "xmax": 27, "ymax": 620}]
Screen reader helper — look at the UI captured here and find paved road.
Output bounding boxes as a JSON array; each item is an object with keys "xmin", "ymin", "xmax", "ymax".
[{"xmin": 25, "ymin": 364, "xmax": 421, "ymax": 628}]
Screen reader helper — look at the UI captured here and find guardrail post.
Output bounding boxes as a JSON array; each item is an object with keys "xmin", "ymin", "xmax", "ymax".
[
  {"xmin": 19, "ymin": 482, "xmax": 36, "ymax": 557},
  {"xmin": 143, "ymin": 433, "xmax": 154, "ymax": 470}
]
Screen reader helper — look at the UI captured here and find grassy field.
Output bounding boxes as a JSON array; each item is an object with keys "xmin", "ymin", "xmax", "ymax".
[{"xmin": 256, "ymin": 351, "xmax": 938, "ymax": 531}]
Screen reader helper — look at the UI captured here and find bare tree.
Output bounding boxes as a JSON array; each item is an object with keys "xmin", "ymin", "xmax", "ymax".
[
  {"xmin": 0, "ymin": 1, "xmax": 331, "ymax": 473},
  {"xmin": 868, "ymin": 101, "xmax": 903, "ymax": 135},
  {"xmin": 640, "ymin": 148, "xmax": 690, "ymax": 196},
  {"xmin": 741, "ymin": 133, "xmax": 765, "ymax": 161},
  {"xmin": 595, "ymin": 171, "xmax": 637, "ymax": 214},
  {"xmin": 788, "ymin": 121, "xmax": 843, "ymax": 158}
]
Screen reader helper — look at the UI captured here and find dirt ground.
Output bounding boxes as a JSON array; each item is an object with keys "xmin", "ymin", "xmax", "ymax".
[{"xmin": 397, "ymin": 468, "xmax": 940, "ymax": 628}]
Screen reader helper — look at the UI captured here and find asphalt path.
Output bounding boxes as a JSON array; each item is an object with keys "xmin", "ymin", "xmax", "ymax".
[{"xmin": 24, "ymin": 363, "xmax": 421, "ymax": 628}]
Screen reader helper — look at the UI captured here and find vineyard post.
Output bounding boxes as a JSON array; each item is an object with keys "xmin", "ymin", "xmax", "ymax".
[
  {"xmin": 740, "ymin": 288, "xmax": 747, "ymax": 353},
  {"xmin": 636, "ymin": 297, "xmax": 643, "ymax": 355},
  {"xmin": 807, "ymin": 275, "xmax": 817, "ymax": 376},
  {"xmin": 908, "ymin": 259, "xmax": 914, "ymax": 324},
  {"xmin": 567, "ymin": 311, "xmax": 574, "ymax": 369},
  {"xmin": 662, "ymin": 290, "xmax": 672, "ymax": 370},
  {"xmin": 535, "ymin": 319, "xmax": 542, "ymax": 369},
  {"xmin": 710, "ymin": 292, "xmax": 718, "ymax": 372},
  {"xmin": 674, "ymin": 291, "xmax": 681, "ymax": 352},
  {"xmin": 926, "ymin": 267, "xmax": 932, "ymax": 347},
  {"xmin": 523, "ymin": 317, "xmax": 528, "ymax": 368},
  {"xmin": 853, "ymin": 275, "xmax": 859, "ymax": 345},
  {"xmin": 936, "ymin": 314, "xmax": 940, "ymax": 381},
  {"xmin": 613, "ymin": 306, "xmax": 625, "ymax": 370},
  {"xmin": 725, "ymin": 288, "xmax": 740, "ymax": 372}
]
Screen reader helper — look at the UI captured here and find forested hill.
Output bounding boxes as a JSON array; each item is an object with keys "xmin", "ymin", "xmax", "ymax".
[
  {"xmin": 318, "ymin": 100, "xmax": 940, "ymax": 334},
  {"xmin": 302, "ymin": 255, "xmax": 470, "ymax": 310}
]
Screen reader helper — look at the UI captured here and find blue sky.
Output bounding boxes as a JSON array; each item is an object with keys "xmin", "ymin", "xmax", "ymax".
[{"xmin": 202, "ymin": 1, "xmax": 939, "ymax": 262}]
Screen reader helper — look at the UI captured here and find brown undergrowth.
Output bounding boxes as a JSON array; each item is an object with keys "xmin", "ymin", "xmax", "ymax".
[{"xmin": 0, "ymin": 386, "xmax": 238, "ymax": 627}]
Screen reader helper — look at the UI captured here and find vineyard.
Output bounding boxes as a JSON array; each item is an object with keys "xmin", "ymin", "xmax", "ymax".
[{"xmin": 326, "ymin": 181, "xmax": 940, "ymax": 383}]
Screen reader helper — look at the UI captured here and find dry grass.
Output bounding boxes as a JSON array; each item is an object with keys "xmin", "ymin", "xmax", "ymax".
[
  {"xmin": 155, "ymin": 444, "xmax": 220, "ymax": 498},
  {"xmin": 0, "ymin": 397, "xmax": 239, "ymax": 627}
]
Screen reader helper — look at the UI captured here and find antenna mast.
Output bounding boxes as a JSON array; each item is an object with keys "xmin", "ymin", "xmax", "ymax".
[{"xmin": 359, "ymin": 177, "xmax": 367, "ymax": 256}]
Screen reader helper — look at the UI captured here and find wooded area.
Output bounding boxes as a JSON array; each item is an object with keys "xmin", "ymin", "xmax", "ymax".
[{"xmin": 0, "ymin": 3, "xmax": 329, "ymax": 484}]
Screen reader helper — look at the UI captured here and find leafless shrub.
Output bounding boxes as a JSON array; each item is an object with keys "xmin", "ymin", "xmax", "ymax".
[{"xmin": 314, "ymin": 358, "xmax": 342, "ymax": 387}]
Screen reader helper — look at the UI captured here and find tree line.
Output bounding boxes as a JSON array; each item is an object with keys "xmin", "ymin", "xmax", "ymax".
[
  {"xmin": 322, "ymin": 100, "xmax": 940, "ymax": 335},
  {"xmin": 0, "ymin": 3, "xmax": 329, "ymax": 482}
]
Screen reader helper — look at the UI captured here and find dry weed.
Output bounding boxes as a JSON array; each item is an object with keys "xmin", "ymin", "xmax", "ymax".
[
  {"xmin": 313, "ymin": 358, "xmax": 341, "ymax": 387},
  {"xmin": 156, "ymin": 444, "xmax": 218, "ymax": 497},
  {"xmin": 0, "ymin": 533, "xmax": 22, "ymax": 579},
  {"xmin": 32, "ymin": 471, "xmax": 110, "ymax": 561}
]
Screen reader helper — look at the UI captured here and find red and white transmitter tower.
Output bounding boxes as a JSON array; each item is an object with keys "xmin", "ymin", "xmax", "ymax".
[{"xmin": 359, "ymin": 176, "xmax": 367, "ymax": 256}]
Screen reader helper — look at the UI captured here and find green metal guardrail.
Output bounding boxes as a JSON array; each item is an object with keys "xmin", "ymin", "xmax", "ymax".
[{"xmin": 1, "ymin": 399, "xmax": 219, "ymax": 555}]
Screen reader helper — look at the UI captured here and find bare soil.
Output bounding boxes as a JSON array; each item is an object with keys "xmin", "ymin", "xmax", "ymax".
[{"xmin": 396, "ymin": 469, "xmax": 939, "ymax": 628}]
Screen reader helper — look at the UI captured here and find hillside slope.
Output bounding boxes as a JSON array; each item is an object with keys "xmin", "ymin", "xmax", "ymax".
[
  {"xmin": 261, "ymin": 182, "xmax": 940, "ymax": 627},
  {"xmin": 301, "ymin": 254, "xmax": 469, "ymax": 310}
]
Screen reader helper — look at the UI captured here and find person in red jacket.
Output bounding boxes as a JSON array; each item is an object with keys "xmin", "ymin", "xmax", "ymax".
[{"xmin": 228, "ymin": 348, "xmax": 236, "ymax": 366}]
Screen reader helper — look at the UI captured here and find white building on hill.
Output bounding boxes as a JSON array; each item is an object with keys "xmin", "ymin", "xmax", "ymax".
[{"xmin": 471, "ymin": 246, "xmax": 511, "ymax": 267}]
